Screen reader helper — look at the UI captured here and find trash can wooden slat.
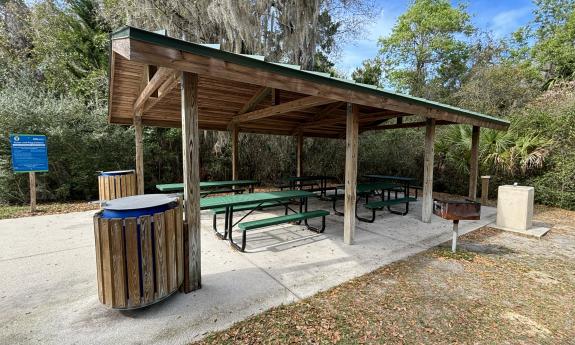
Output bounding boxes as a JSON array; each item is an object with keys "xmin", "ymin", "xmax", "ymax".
[
  {"xmin": 98, "ymin": 170, "xmax": 137, "ymax": 201},
  {"xmin": 93, "ymin": 195, "xmax": 183, "ymax": 309}
]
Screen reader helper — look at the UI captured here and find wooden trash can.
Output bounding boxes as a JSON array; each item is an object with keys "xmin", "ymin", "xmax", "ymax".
[
  {"xmin": 98, "ymin": 170, "xmax": 137, "ymax": 202},
  {"xmin": 93, "ymin": 194, "xmax": 184, "ymax": 309}
]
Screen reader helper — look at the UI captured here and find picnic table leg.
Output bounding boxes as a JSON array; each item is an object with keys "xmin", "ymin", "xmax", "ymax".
[
  {"xmin": 304, "ymin": 197, "xmax": 326, "ymax": 233},
  {"xmin": 355, "ymin": 197, "xmax": 376, "ymax": 223},
  {"xmin": 212, "ymin": 207, "xmax": 229, "ymax": 239},
  {"xmin": 332, "ymin": 188, "xmax": 344, "ymax": 216},
  {"xmin": 295, "ymin": 197, "xmax": 304, "ymax": 225},
  {"xmin": 404, "ymin": 182, "xmax": 409, "ymax": 199},
  {"xmin": 387, "ymin": 201, "xmax": 409, "ymax": 216},
  {"xmin": 228, "ymin": 207, "xmax": 246, "ymax": 252}
]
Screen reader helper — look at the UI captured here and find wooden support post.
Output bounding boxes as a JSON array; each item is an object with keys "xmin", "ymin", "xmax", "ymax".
[
  {"xmin": 344, "ymin": 103, "xmax": 359, "ymax": 245},
  {"xmin": 134, "ymin": 115, "xmax": 145, "ymax": 195},
  {"xmin": 422, "ymin": 118, "xmax": 436, "ymax": 223},
  {"xmin": 481, "ymin": 176, "xmax": 491, "ymax": 205},
  {"xmin": 468, "ymin": 126, "xmax": 480, "ymax": 200},
  {"xmin": 29, "ymin": 172, "xmax": 36, "ymax": 213},
  {"xmin": 181, "ymin": 72, "xmax": 201, "ymax": 292},
  {"xmin": 271, "ymin": 88, "xmax": 280, "ymax": 105},
  {"xmin": 231, "ymin": 126, "xmax": 239, "ymax": 180},
  {"xmin": 296, "ymin": 131, "xmax": 303, "ymax": 177}
]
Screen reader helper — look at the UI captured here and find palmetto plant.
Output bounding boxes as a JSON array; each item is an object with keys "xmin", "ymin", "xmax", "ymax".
[{"xmin": 437, "ymin": 125, "xmax": 554, "ymax": 178}]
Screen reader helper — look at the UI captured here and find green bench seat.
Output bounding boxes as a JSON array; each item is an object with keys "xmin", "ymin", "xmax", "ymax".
[
  {"xmin": 238, "ymin": 210, "xmax": 329, "ymax": 231},
  {"xmin": 364, "ymin": 197, "xmax": 417, "ymax": 209},
  {"xmin": 211, "ymin": 201, "xmax": 288, "ymax": 236},
  {"xmin": 358, "ymin": 197, "xmax": 417, "ymax": 223},
  {"xmin": 230, "ymin": 210, "xmax": 329, "ymax": 251}
]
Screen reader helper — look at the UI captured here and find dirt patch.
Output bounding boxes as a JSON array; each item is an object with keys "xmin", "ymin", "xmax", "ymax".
[{"xmin": 193, "ymin": 206, "xmax": 575, "ymax": 345}]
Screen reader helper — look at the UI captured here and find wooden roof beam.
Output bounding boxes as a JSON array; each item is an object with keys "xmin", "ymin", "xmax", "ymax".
[
  {"xmin": 360, "ymin": 119, "xmax": 453, "ymax": 133},
  {"xmin": 238, "ymin": 87, "xmax": 272, "ymax": 115},
  {"xmin": 231, "ymin": 96, "xmax": 335, "ymax": 124},
  {"xmin": 133, "ymin": 67, "xmax": 174, "ymax": 114},
  {"xmin": 114, "ymin": 36, "xmax": 509, "ymax": 130},
  {"xmin": 143, "ymin": 71, "xmax": 180, "ymax": 112},
  {"xmin": 297, "ymin": 112, "xmax": 401, "ymax": 132},
  {"xmin": 309, "ymin": 101, "xmax": 345, "ymax": 122}
]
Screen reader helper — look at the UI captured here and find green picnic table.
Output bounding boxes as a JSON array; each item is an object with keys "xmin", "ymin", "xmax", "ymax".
[
  {"xmin": 331, "ymin": 182, "xmax": 416, "ymax": 222},
  {"xmin": 156, "ymin": 179, "xmax": 260, "ymax": 194},
  {"xmin": 363, "ymin": 175, "xmax": 416, "ymax": 196},
  {"xmin": 283, "ymin": 175, "xmax": 336, "ymax": 198},
  {"xmin": 200, "ymin": 190, "xmax": 329, "ymax": 252}
]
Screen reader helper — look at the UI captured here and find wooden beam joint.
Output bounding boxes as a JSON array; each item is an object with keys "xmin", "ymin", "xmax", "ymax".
[{"xmin": 231, "ymin": 96, "xmax": 335, "ymax": 125}]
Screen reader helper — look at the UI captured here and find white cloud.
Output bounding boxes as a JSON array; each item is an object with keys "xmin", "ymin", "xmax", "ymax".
[{"xmin": 489, "ymin": 6, "xmax": 533, "ymax": 37}]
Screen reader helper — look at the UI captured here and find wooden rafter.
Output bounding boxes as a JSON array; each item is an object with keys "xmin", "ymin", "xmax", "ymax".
[
  {"xmin": 271, "ymin": 88, "xmax": 280, "ymax": 105},
  {"xmin": 309, "ymin": 101, "xmax": 345, "ymax": 122},
  {"xmin": 231, "ymin": 96, "xmax": 335, "ymax": 124},
  {"xmin": 237, "ymin": 87, "xmax": 271, "ymax": 115},
  {"xmin": 300, "ymin": 112, "xmax": 400, "ymax": 131},
  {"xmin": 360, "ymin": 120, "xmax": 453, "ymax": 133},
  {"xmin": 143, "ymin": 71, "xmax": 180, "ymax": 112},
  {"xmin": 133, "ymin": 67, "xmax": 173, "ymax": 114},
  {"xmin": 290, "ymin": 101, "xmax": 345, "ymax": 134}
]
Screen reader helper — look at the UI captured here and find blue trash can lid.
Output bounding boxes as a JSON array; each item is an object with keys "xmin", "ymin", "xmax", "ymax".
[
  {"xmin": 102, "ymin": 194, "xmax": 178, "ymax": 211},
  {"xmin": 100, "ymin": 170, "xmax": 135, "ymax": 176}
]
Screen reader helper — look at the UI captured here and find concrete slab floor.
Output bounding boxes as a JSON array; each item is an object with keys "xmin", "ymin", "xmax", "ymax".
[{"xmin": 0, "ymin": 199, "xmax": 496, "ymax": 345}]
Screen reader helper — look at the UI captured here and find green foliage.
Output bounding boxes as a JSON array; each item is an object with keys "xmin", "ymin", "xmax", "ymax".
[
  {"xmin": 351, "ymin": 58, "xmax": 382, "ymax": 86},
  {"xmin": 453, "ymin": 62, "xmax": 540, "ymax": 116},
  {"xmin": 437, "ymin": 83, "xmax": 575, "ymax": 209},
  {"xmin": 0, "ymin": 71, "xmax": 133, "ymax": 202},
  {"xmin": 533, "ymin": 10, "xmax": 575, "ymax": 85},
  {"xmin": 29, "ymin": 0, "xmax": 110, "ymax": 102},
  {"xmin": 359, "ymin": 130, "xmax": 424, "ymax": 180},
  {"xmin": 378, "ymin": 0, "xmax": 474, "ymax": 98},
  {"xmin": 1, "ymin": 0, "xmax": 574, "ymax": 214}
]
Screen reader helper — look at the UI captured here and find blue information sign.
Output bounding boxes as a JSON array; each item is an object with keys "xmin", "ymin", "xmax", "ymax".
[{"xmin": 10, "ymin": 134, "xmax": 49, "ymax": 173}]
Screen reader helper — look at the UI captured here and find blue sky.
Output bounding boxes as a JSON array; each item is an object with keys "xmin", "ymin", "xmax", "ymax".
[{"xmin": 336, "ymin": 0, "xmax": 536, "ymax": 74}]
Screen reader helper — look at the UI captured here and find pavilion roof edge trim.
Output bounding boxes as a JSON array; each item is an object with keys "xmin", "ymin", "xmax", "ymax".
[{"xmin": 110, "ymin": 26, "xmax": 510, "ymax": 130}]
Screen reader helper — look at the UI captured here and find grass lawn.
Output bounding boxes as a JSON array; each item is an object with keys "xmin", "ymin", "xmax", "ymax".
[
  {"xmin": 194, "ymin": 206, "xmax": 575, "ymax": 344},
  {"xmin": 0, "ymin": 201, "xmax": 99, "ymax": 220}
]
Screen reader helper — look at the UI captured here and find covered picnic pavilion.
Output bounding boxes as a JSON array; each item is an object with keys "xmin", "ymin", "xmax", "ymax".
[{"xmin": 107, "ymin": 26, "xmax": 510, "ymax": 293}]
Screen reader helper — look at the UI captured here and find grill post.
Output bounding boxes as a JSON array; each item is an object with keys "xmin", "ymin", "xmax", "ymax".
[{"xmin": 451, "ymin": 220, "xmax": 460, "ymax": 252}]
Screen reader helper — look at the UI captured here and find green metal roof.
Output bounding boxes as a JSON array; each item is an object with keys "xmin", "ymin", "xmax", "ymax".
[{"xmin": 111, "ymin": 26, "xmax": 509, "ymax": 130}]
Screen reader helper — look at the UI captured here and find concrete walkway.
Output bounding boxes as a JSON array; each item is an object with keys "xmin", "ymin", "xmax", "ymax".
[{"xmin": 0, "ymin": 200, "xmax": 496, "ymax": 344}]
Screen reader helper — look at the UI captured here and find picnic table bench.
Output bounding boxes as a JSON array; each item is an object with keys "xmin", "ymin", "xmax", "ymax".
[
  {"xmin": 331, "ymin": 182, "xmax": 416, "ymax": 222},
  {"xmin": 200, "ymin": 190, "xmax": 329, "ymax": 252},
  {"xmin": 156, "ymin": 179, "xmax": 260, "ymax": 196},
  {"xmin": 364, "ymin": 175, "xmax": 419, "ymax": 197},
  {"xmin": 283, "ymin": 175, "xmax": 337, "ymax": 198}
]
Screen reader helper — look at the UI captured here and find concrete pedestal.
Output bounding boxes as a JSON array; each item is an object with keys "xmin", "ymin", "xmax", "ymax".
[
  {"xmin": 493, "ymin": 185, "xmax": 549, "ymax": 238},
  {"xmin": 496, "ymin": 185, "xmax": 534, "ymax": 230}
]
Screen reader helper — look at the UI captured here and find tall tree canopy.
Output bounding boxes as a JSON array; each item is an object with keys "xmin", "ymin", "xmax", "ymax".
[
  {"xmin": 378, "ymin": 0, "xmax": 474, "ymax": 99},
  {"xmin": 101, "ymin": 0, "xmax": 375, "ymax": 70},
  {"xmin": 530, "ymin": 0, "xmax": 575, "ymax": 85}
]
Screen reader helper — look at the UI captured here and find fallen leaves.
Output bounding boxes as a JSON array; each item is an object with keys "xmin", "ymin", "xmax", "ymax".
[
  {"xmin": 0, "ymin": 201, "xmax": 98, "ymax": 219},
  {"xmin": 193, "ymin": 209, "xmax": 575, "ymax": 345}
]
